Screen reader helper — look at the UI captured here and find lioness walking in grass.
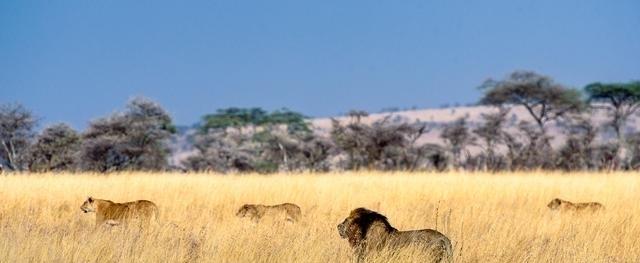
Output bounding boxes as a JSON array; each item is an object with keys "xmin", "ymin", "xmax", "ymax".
[
  {"xmin": 236, "ymin": 203, "xmax": 302, "ymax": 223},
  {"xmin": 80, "ymin": 197, "xmax": 159, "ymax": 228},
  {"xmin": 547, "ymin": 198, "xmax": 604, "ymax": 213}
]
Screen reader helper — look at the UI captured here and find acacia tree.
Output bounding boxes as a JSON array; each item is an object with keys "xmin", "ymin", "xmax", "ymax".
[
  {"xmin": 585, "ymin": 81, "xmax": 640, "ymax": 168},
  {"xmin": 331, "ymin": 115, "xmax": 427, "ymax": 170},
  {"xmin": 501, "ymin": 121, "xmax": 555, "ymax": 170},
  {"xmin": 182, "ymin": 129, "xmax": 257, "ymax": 173},
  {"xmin": 440, "ymin": 117, "xmax": 475, "ymax": 169},
  {"xmin": 187, "ymin": 107, "xmax": 313, "ymax": 173},
  {"xmin": 480, "ymin": 71, "xmax": 584, "ymax": 133},
  {"xmin": 347, "ymin": 110, "xmax": 369, "ymax": 123},
  {"xmin": 253, "ymin": 127, "xmax": 333, "ymax": 172},
  {"xmin": 200, "ymin": 107, "xmax": 268, "ymax": 132},
  {"xmin": 200, "ymin": 107, "xmax": 310, "ymax": 134},
  {"xmin": 0, "ymin": 103, "xmax": 36, "ymax": 171},
  {"xmin": 28, "ymin": 123, "xmax": 81, "ymax": 172},
  {"xmin": 473, "ymin": 109, "xmax": 509, "ymax": 171},
  {"xmin": 556, "ymin": 118, "xmax": 597, "ymax": 171},
  {"xmin": 79, "ymin": 97, "xmax": 175, "ymax": 172}
]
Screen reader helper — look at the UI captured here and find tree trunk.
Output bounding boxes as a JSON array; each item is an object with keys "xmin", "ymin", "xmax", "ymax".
[
  {"xmin": 613, "ymin": 111, "xmax": 628, "ymax": 169},
  {"xmin": 277, "ymin": 142, "xmax": 288, "ymax": 172},
  {"xmin": 1, "ymin": 140, "xmax": 16, "ymax": 170}
]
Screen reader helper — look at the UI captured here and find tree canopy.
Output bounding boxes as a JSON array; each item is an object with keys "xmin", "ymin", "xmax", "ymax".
[
  {"xmin": 480, "ymin": 71, "xmax": 584, "ymax": 131},
  {"xmin": 585, "ymin": 81, "xmax": 640, "ymax": 105},
  {"xmin": 0, "ymin": 103, "xmax": 36, "ymax": 170},
  {"xmin": 79, "ymin": 97, "xmax": 175, "ymax": 172},
  {"xmin": 28, "ymin": 123, "xmax": 81, "ymax": 172},
  {"xmin": 200, "ymin": 107, "xmax": 309, "ymax": 133},
  {"xmin": 585, "ymin": 81, "xmax": 640, "ymax": 167}
]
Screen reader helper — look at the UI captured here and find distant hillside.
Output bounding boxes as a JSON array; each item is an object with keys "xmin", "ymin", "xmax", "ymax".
[
  {"xmin": 317, "ymin": 105, "xmax": 632, "ymax": 144},
  {"xmin": 170, "ymin": 105, "xmax": 636, "ymax": 166}
]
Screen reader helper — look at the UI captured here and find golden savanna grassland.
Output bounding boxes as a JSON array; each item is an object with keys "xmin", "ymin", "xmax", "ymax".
[{"xmin": 0, "ymin": 172, "xmax": 638, "ymax": 262}]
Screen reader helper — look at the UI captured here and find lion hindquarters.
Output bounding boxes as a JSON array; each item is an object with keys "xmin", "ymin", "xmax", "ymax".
[
  {"xmin": 266, "ymin": 203, "xmax": 301, "ymax": 223},
  {"xmin": 438, "ymin": 234, "xmax": 454, "ymax": 263},
  {"xmin": 283, "ymin": 203, "xmax": 302, "ymax": 222},
  {"xmin": 131, "ymin": 200, "xmax": 160, "ymax": 224},
  {"xmin": 391, "ymin": 230, "xmax": 453, "ymax": 263},
  {"xmin": 578, "ymin": 202, "xmax": 604, "ymax": 212}
]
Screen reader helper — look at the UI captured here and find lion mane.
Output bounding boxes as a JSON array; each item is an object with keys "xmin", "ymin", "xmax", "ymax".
[{"xmin": 337, "ymin": 207, "xmax": 453, "ymax": 262}]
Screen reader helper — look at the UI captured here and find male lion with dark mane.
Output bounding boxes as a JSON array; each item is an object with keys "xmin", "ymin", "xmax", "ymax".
[
  {"xmin": 337, "ymin": 208, "xmax": 453, "ymax": 263},
  {"xmin": 236, "ymin": 203, "xmax": 301, "ymax": 223},
  {"xmin": 80, "ymin": 197, "xmax": 159, "ymax": 228},
  {"xmin": 547, "ymin": 198, "xmax": 604, "ymax": 213}
]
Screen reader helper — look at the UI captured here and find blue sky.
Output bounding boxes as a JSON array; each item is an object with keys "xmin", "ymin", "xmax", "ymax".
[{"xmin": 1, "ymin": 0, "xmax": 639, "ymax": 129}]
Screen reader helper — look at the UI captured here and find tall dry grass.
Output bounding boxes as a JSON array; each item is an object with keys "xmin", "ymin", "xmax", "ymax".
[{"xmin": 0, "ymin": 171, "xmax": 638, "ymax": 262}]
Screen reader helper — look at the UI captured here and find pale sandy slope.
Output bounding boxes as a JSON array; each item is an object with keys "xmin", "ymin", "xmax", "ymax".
[
  {"xmin": 311, "ymin": 105, "xmax": 631, "ymax": 147},
  {"xmin": 171, "ymin": 105, "xmax": 637, "ymax": 165}
]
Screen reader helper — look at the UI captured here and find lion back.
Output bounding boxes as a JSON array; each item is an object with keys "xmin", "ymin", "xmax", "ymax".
[
  {"xmin": 101, "ymin": 202, "xmax": 129, "ymax": 220},
  {"xmin": 392, "ymin": 229, "xmax": 453, "ymax": 262},
  {"xmin": 576, "ymin": 202, "xmax": 604, "ymax": 212},
  {"xmin": 103, "ymin": 200, "xmax": 158, "ymax": 223},
  {"xmin": 554, "ymin": 199, "xmax": 604, "ymax": 213},
  {"xmin": 131, "ymin": 200, "xmax": 159, "ymax": 221}
]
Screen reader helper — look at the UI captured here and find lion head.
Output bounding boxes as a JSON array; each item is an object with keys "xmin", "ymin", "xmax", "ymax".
[
  {"xmin": 236, "ymin": 204, "xmax": 258, "ymax": 218},
  {"xmin": 80, "ymin": 197, "xmax": 96, "ymax": 213},
  {"xmin": 337, "ymin": 207, "xmax": 397, "ymax": 247},
  {"xmin": 547, "ymin": 198, "xmax": 563, "ymax": 209}
]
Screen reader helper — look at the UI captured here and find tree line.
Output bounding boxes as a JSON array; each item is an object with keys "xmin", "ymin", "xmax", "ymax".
[{"xmin": 1, "ymin": 70, "xmax": 639, "ymax": 173}]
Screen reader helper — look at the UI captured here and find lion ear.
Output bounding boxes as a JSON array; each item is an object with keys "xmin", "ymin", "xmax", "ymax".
[{"xmin": 88, "ymin": 196, "xmax": 93, "ymax": 202}]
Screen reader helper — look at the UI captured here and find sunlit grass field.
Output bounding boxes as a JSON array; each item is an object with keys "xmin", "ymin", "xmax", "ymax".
[{"xmin": 0, "ymin": 171, "xmax": 638, "ymax": 262}]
